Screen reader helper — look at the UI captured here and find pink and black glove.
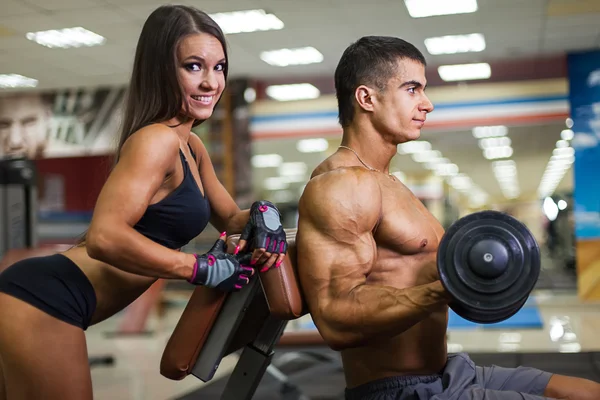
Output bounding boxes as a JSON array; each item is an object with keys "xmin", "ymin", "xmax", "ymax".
[
  {"xmin": 237, "ymin": 200, "xmax": 287, "ymax": 272},
  {"xmin": 188, "ymin": 233, "xmax": 254, "ymax": 292}
]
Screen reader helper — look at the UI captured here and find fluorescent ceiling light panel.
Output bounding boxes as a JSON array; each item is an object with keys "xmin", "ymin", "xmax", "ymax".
[
  {"xmin": 261, "ymin": 46, "xmax": 323, "ymax": 67},
  {"xmin": 264, "ymin": 177, "xmax": 289, "ymax": 191},
  {"xmin": 266, "ymin": 83, "xmax": 320, "ymax": 101},
  {"xmin": 411, "ymin": 150, "xmax": 442, "ymax": 163},
  {"xmin": 438, "ymin": 63, "xmax": 491, "ymax": 82},
  {"xmin": 425, "ymin": 33, "xmax": 485, "ymax": 55},
  {"xmin": 26, "ymin": 27, "xmax": 105, "ymax": 49},
  {"xmin": 0, "ymin": 74, "xmax": 38, "ymax": 88},
  {"xmin": 404, "ymin": 0, "xmax": 478, "ymax": 18},
  {"xmin": 483, "ymin": 146, "xmax": 513, "ymax": 160},
  {"xmin": 553, "ymin": 147, "xmax": 575, "ymax": 157},
  {"xmin": 561, "ymin": 129, "xmax": 574, "ymax": 140},
  {"xmin": 479, "ymin": 136, "xmax": 511, "ymax": 149},
  {"xmin": 398, "ymin": 140, "xmax": 431, "ymax": 154},
  {"xmin": 449, "ymin": 174, "xmax": 472, "ymax": 190},
  {"xmin": 297, "ymin": 138, "xmax": 328, "ymax": 153},
  {"xmin": 251, "ymin": 154, "xmax": 282, "ymax": 168},
  {"xmin": 433, "ymin": 163, "xmax": 459, "ymax": 176},
  {"xmin": 472, "ymin": 125, "xmax": 508, "ymax": 139},
  {"xmin": 210, "ymin": 9, "xmax": 284, "ymax": 34},
  {"xmin": 558, "ymin": 200, "xmax": 567, "ymax": 210},
  {"xmin": 279, "ymin": 162, "xmax": 307, "ymax": 177}
]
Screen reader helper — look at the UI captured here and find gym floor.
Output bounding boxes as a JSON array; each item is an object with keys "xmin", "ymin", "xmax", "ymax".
[{"xmin": 86, "ymin": 262, "xmax": 598, "ymax": 400}]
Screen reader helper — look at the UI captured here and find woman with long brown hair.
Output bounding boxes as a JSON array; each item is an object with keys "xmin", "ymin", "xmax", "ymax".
[{"xmin": 0, "ymin": 5, "xmax": 288, "ymax": 399}]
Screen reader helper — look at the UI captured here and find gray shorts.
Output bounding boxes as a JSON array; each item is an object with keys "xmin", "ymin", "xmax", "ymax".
[{"xmin": 344, "ymin": 353, "xmax": 554, "ymax": 400}]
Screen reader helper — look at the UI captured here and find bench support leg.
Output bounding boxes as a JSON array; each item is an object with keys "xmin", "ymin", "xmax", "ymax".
[{"xmin": 220, "ymin": 316, "xmax": 288, "ymax": 400}]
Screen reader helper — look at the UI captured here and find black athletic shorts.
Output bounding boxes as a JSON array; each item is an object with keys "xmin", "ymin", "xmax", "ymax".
[{"xmin": 0, "ymin": 253, "xmax": 97, "ymax": 330}]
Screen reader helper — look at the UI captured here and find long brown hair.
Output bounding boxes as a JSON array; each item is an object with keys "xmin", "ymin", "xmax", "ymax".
[{"xmin": 76, "ymin": 5, "xmax": 228, "ymax": 246}]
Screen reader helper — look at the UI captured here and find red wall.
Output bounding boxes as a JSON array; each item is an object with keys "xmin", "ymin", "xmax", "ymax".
[{"xmin": 35, "ymin": 155, "xmax": 113, "ymax": 212}]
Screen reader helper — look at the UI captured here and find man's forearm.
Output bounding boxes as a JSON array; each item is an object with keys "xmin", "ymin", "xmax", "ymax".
[{"xmin": 321, "ymin": 280, "xmax": 451, "ymax": 349}]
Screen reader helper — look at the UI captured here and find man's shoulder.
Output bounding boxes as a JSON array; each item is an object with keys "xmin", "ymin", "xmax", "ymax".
[
  {"xmin": 301, "ymin": 167, "xmax": 382, "ymax": 217},
  {"xmin": 309, "ymin": 166, "xmax": 380, "ymax": 189}
]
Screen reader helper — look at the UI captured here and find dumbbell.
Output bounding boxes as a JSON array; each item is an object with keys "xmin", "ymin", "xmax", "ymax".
[{"xmin": 437, "ymin": 210, "xmax": 541, "ymax": 324}]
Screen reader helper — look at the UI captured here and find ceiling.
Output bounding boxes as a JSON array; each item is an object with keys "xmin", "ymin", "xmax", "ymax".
[
  {"xmin": 0, "ymin": 0, "xmax": 593, "ymax": 207},
  {"xmin": 0, "ymin": 0, "xmax": 599, "ymax": 92}
]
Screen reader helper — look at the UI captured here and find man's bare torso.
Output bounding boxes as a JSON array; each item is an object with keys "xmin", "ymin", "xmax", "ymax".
[{"xmin": 311, "ymin": 158, "xmax": 449, "ymax": 388}]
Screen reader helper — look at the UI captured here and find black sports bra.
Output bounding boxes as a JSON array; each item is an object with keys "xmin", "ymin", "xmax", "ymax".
[{"xmin": 132, "ymin": 147, "xmax": 210, "ymax": 249}]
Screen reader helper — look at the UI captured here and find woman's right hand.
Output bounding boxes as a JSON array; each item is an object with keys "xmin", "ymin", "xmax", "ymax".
[{"xmin": 188, "ymin": 232, "xmax": 254, "ymax": 291}]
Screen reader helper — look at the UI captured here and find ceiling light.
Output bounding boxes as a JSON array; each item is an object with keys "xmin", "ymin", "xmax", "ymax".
[
  {"xmin": 433, "ymin": 163, "xmax": 459, "ymax": 176},
  {"xmin": 450, "ymin": 174, "xmax": 472, "ymax": 190},
  {"xmin": 565, "ymin": 118, "xmax": 574, "ymax": 129},
  {"xmin": 282, "ymin": 175, "xmax": 306, "ymax": 183},
  {"xmin": 411, "ymin": 150, "xmax": 442, "ymax": 163},
  {"xmin": 244, "ymin": 87, "xmax": 257, "ymax": 103},
  {"xmin": 296, "ymin": 138, "xmax": 328, "ymax": 153},
  {"xmin": 561, "ymin": 129, "xmax": 574, "ymax": 141},
  {"xmin": 404, "ymin": 0, "xmax": 478, "ymax": 18},
  {"xmin": 483, "ymin": 146, "xmax": 513, "ymax": 160},
  {"xmin": 438, "ymin": 63, "xmax": 491, "ymax": 82},
  {"xmin": 424, "ymin": 157, "xmax": 450, "ymax": 170},
  {"xmin": 424, "ymin": 33, "xmax": 485, "ymax": 55},
  {"xmin": 538, "ymin": 142, "xmax": 575, "ymax": 198},
  {"xmin": 558, "ymin": 200, "xmax": 567, "ymax": 210},
  {"xmin": 209, "ymin": 9, "xmax": 284, "ymax": 34},
  {"xmin": 26, "ymin": 27, "xmax": 105, "ymax": 49},
  {"xmin": 479, "ymin": 136, "xmax": 511, "ymax": 149},
  {"xmin": 279, "ymin": 162, "xmax": 307, "ymax": 177},
  {"xmin": 264, "ymin": 177, "xmax": 289, "ymax": 191},
  {"xmin": 398, "ymin": 140, "xmax": 431, "ymax": 154},
  {"xmin": 260, "ymin": 46, "xmax": 323, "ymax": 67},
  {"xmin": 553, "ymin": 147, "xmax": 575, "ymax": 157},
  {"xmin": 543, "ymin": 197, "xmax": 559, "ymax": 221},
  {"xmin": 492, "ymin": 159, "xmax": 516, "ymax": 169},
  {"xmin": 473, "ymin": 125, "xmax": 508, "ymax": 139},
  {"xmin": 0, "ymin": 74, "xmax": 38, "ymax": 88},
  {"xmin": 251, "ymin": 154, "xmax": 282, "ymax": 168},
  {"xmin": 266, "ymin": 83, "xmax": 320, "ymax": 101},
  {"xmin": 470, "ymin": 191, "xmax": 488, "ymax": 207}
]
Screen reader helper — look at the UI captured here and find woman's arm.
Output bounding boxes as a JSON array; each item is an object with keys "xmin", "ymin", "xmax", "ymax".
[
  {"xmin": 86, "ymin": 124, "xmax": 196, "ymax": 280},
  {"xmin": 189, "ymin": 135, "xmax": 285, "ymax": 269},
  {"xmin": 189, "ymin": 134, "xmax": 244, "ymax": 234}
]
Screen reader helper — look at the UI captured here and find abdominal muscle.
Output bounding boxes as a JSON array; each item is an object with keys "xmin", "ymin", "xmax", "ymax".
[{"xmin": 341, "ymin": 255, "xmax": 449, "ymax": 389}]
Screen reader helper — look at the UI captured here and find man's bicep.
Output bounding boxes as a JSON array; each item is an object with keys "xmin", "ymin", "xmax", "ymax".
[{"xmin": 296, "ymin": 178, "xmax": 379, "ymax": 312}]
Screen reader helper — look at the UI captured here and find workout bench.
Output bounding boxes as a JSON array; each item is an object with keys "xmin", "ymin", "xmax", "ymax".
[{"xmin": 160, "ymin": 229, "xmax": 340, "ymax": 399}]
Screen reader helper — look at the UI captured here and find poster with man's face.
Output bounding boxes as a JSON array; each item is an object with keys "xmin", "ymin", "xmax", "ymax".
[
  {"xmin": 0, "ymin": 87, "xmax": 126, "ymax": 160},
  {"xmin": 0, "ymin": 94, "xmax": 50, "ymax": 159}
]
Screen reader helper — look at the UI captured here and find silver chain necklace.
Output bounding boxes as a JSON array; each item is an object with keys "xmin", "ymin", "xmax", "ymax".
[{"xmin": 338, "ymin": 145, "xmax": 396, "ymax": 181}]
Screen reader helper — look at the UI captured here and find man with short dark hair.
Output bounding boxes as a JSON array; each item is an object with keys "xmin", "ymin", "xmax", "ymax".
[{"xmin": 296, "ymin": 35, "xmax": 600, "ymax": 400}]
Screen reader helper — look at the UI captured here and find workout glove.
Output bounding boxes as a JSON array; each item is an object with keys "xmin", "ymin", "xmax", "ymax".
[
  {"xmin": 240, "ymin": 200, "xmax": 287, "ymax": 254},
  {"xmin": 188, "ymin": 235, "xmax": 253, "ymax": 292}
]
